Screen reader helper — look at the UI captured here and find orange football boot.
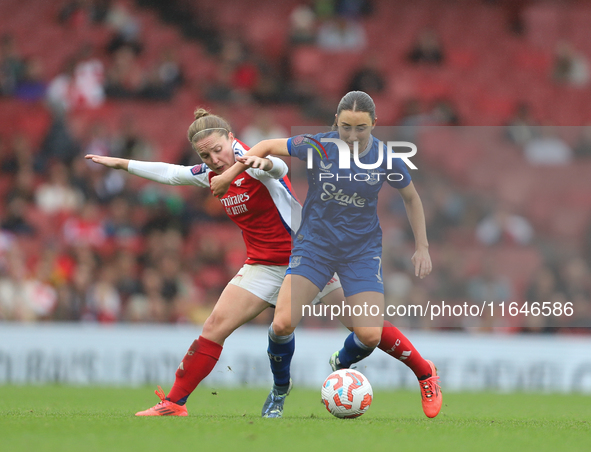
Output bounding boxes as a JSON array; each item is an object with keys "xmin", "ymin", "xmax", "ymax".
[
  {"xmin": 135, "ymin": 386, "xmax": 188, "ymax": 416},
  {"xmin": 419, "ymin": 360, "xmax": 442, "ymax": 418}
]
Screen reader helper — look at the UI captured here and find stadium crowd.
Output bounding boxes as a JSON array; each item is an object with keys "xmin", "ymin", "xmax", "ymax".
[{"xmin": 0, "ymin": 0, "xmax": 590, "ymax": 332}]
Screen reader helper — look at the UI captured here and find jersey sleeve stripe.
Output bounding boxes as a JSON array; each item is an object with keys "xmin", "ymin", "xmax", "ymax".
[{"xmin": 278, "ymin": 176, "xmax": 300, "ymax": 203}]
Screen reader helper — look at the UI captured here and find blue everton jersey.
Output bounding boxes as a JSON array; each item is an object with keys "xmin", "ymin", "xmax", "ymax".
[{"xmin": 287, "ymin": 131, "xmax": 411, "ymax": 259}]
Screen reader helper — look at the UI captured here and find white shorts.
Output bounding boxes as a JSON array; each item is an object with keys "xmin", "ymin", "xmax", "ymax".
[{"xmin": 229, "ymin": 264, "xmax": 342, "ymax": 306}]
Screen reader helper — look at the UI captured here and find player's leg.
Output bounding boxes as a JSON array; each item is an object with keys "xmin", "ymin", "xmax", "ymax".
[
  {"xmin": 262, "ymin": 274, "xmax": 320, "ymax": 418},
  {"xmin": 378, "ymin": 320, "xmax": 432, "ymax": 378},
  {"xmin": 166, "ymin": 283, "xmax": 271, "ymax": 404},
  {"xmin": 323, "ymin": 270, "xmax": 442, "ymax": 417},
  {"xmin": 324, "ymin": 288, "xmax": 436, "ymax": 376},
  {"xmin": 331, "ymin": 291, "xmax": 384, "ymax": 370},
  {"xmin": 379, "ymin": 320, "xmax": 441, "ymax": 417},
  {"xmin": 137, "ymin": 265, "xmax": 280, "ymax": 416}
]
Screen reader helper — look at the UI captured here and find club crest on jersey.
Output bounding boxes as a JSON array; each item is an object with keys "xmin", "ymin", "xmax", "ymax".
[
  {"xmin": 365, "ymin": 168, "xmax": 382, "ymax": 186},
  {"xmin": 290, "ymin": 256, "xmax": 302, "ymax": 268},
  {"xmin": 234, "ymin": 177, "xmax": 245, "ymax": 187},
  {"xmin": 191, "ymin": 164, "xmax": 206, "ymax": 175}
]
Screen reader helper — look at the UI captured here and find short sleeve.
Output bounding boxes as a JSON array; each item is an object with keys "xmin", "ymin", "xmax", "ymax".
[
  {"xmin": 287, "ymin": 133, "xmax": 326, "ymax": 161},
  {"xmin": 386, "ymin": 155, "xmax": 412, "ymax": 189}
]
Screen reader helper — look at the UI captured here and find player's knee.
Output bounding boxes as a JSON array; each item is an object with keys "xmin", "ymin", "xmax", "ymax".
[
  {"xmin": 202, "ymin": 312, "xmax": 231, "ymax": 342},
  {"xmin": 355, "ymin": 329, "xmax": 381, "ymax": 348},
  {"xmin": 272, "ymin": 318, "xmax": 294, "ymax": 337}
]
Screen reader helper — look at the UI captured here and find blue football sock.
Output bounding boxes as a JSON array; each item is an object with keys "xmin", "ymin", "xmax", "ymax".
[
  {"xmin": 336, "ymin": 332, "xmax": 377, "ymax": 368},
  {"xmin": 267, "ymin": 323, "xmax": 295, "ymax": 389}
]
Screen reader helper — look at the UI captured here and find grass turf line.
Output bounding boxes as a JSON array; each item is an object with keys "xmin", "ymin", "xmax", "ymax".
[{"xmin": 1, "ymin": 386, "xmax": 590, "ymax": 452}]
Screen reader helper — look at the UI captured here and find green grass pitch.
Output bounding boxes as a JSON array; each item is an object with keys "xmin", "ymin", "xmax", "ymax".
[{"xmin": 1, "ymin": 386, "xmax": 590, "ymax": 452}]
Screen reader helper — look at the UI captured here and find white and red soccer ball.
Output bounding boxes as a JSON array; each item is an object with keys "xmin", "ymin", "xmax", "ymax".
[{"xmin": 321, "ymin": 369, "xmax": 373, "ymax": 418}]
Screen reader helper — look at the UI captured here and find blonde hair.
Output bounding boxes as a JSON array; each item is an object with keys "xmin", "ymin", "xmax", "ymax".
[{"xmin": 187, "ymin": 108, "xmax": 232, "ymax": 145}]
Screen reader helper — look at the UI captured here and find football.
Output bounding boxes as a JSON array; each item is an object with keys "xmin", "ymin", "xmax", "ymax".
[{"xmin": 321, "ymin": 369, "xmax": 373, "ymax": 418}]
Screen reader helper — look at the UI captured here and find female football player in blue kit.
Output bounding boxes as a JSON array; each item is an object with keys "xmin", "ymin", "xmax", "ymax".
[{"xmin": 211, "ymin": 91, "xmax": 442, "ymax": 419}]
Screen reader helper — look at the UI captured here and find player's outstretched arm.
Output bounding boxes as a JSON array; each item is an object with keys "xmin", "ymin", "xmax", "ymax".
[
  {"xmin": 85, "ymin": 154, "xmax": 207, "ymax": 187},
  {"xmin": 210, "ymin": 138, "xmax": 289, "ymax": 197},
  {"xmin": 85, "ymin": 154, "xmax": 129, "ymax": 170},
  {"xmin": 398, "ymin": 181, "xmax": 432, "ymax": 279}
]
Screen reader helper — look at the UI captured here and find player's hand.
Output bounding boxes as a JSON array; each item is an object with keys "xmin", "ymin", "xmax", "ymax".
[
  {"xmin": 411, "ymin": 246, "xmax": 432, "ymax": 279},
  {"xmin": 236, "ymin": 155, "xmax": 272, "ymax": 171},
  {"xmin": 210, "ymin": 174, "xmax": 231, "ymax": 198},
  {"xmin": 85, "ymin": 154, "xmax": 127, "ymax": 170}
]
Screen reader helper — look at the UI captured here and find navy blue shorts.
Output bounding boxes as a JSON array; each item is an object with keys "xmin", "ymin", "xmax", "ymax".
[{"xmin": 286, "ymin": 249, "xmax": 384, "ymax": 297}]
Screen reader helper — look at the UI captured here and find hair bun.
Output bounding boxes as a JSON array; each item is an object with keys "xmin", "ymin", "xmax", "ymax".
[{"xmin": 194, "ymin": 108, "xmax": 210, "ymax": 120}]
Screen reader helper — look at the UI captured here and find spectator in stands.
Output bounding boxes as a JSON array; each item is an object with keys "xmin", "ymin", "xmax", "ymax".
[
  {"xmin": 347, "ymin": 55, "xmax": 385, "ymax": 95},
  {"xmin": 1, "ymin": 196, "xmax": 36, "ymax": 236},
  {"xmin": 551, "ymin": 41, "xmax": 590, "ymax": 87},
  {"xmin": 112, "ymin": 249, "xmax": 141, "ymax": 303},
  {"xmin": 0, "ymin": 34, "xmax": 25, "ymax": 96},
  {"xmin": 407, "ymin": 29, "xmax": 444, "ymax": 65},
  {"xmin": 467, "ymin": 259, "xmax": 513, "ymax": 305},
  {"xmin": 434, "ymin": 249, "xmax": 468, "ymax": 302},
  {"xmin": 85, "ymin": 263, "xmax": 122, "ymax": 322},
  {"xmin": 47, "ymin": 58, "xmax": 77, "ymax": 113},
  {"xmin": 240, "ymin": 108, "xmax": 288, "ymax": 148},
  {"xmin": 144, "ymin": 48, "xmax": 184, "ymax": 100},
  {"xmin": 476, "ymin": 202, "xmax": 534, "ymax": 246},
  {"xmin": 427, "ymin": 178, "xmax": 466, "ymax": 242},
  {"xmin": 494, "ymin": 0, "xmax": 529, "ymax": 35},
  {"xmin": 63, "ymin": 201, "xmax": 107, "ymax": 249},
  {"xmin": 523, "ymin": 126, "xmax": 573, "ymax": 166},
  {"xmin": 84, "ymin": 121, "xmax": 112, "ymax": 158},
  {"xmin": 158, "ymin": 252, "xmax": 198, "ymax": 323},
  {"xmin": 317, "ymin": 17, "xmax": 367, "ymax": 52},
  {"xmin": 74, "ymin": 44, "xmax": 106, "ymax": 107},
  {"xmin": 505, "ymin": 102, "xmax": 539, "ymax": 145},
  {"xmin": 104, "ymin": 196, "xmax": 139, "ymax": 242},
  {"xmin": 38, "ymin": 113, "xmax": 81, "ymax": 168},
  {"xmin": 394, "ymin": 98, "xmax": 431, "ymax": 142},
  {"xmin": 105, "ymin": 0, "xmax": 143, "ymax": 55},
  {"xmin": 14, "ymin": 57, "xmax": 47, "ymax": 102},
  {"xmin": 525, "ymin": 265, "xmax": 558, "ymax": 304},
  {"xmin": 1, "ymin": 133, "xmax": 35, "ymax": 175},
  {"xmin": 81, "ymin": 137, "xmax": 126, "ymax": 201},
  {"xmin": 47, "ymin": 49, "xmax": 105, "ymax": 111},
  {"xmin": 289, "ymin": 3, "xmax": 317, "ymax": 46},
  {"xmin": 58, "ymin": 0, "xmax": 110, "ymax": 27},
  {"xmin": 429, "ymin": 99, "xmax": 460, "ymax": 126},
  {"xmin": 558, "ymin": 256, "xmax": 591, "ymax": 302},
  {"xmin": 205, "ymin": 63, "xmax": 236, "ymax": 103},
  {"xmin": 125, "ymin": 266, "xmax": 168, "ymax": 322},
  {"xmin": 205, "ymin": 38, "xmax": 259, "ymax": 103},
  {"xmin": 104, "ymin": 46, "xmax": 145, "ymax": 98},
  {"xmin": 573, "ymin": 125, "xmax": 591, "ymax": 159},
  {"xmin": 6, "ymin": 169, "xmax": 36, "ymax": 204},
  {"xmin": 334, "ymin": 0, "xmax": 373, "ymax": 18},
  {"xmin": 0, "ymin": 246, "xmax": 57, "ymax": 321},
  {"xmin": 35, "ymin": 161, "xmax": 85, "ymax": 214},
  {"xmin": 112, "ymin": 115, "xmax": 154, "ymax": 160},
  {"xmin": 53, "ymin": 262, "xmax": 92, "ymax": 321}
]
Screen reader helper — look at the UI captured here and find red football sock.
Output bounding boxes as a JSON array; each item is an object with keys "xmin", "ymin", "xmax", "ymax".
[
  {"xmin": 378, "ymin": 320, "xmax": 432, "ymax": 380},
  {"xmin": 167, "ymin": 336, "xmax": 223, "ymax": 403}
]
